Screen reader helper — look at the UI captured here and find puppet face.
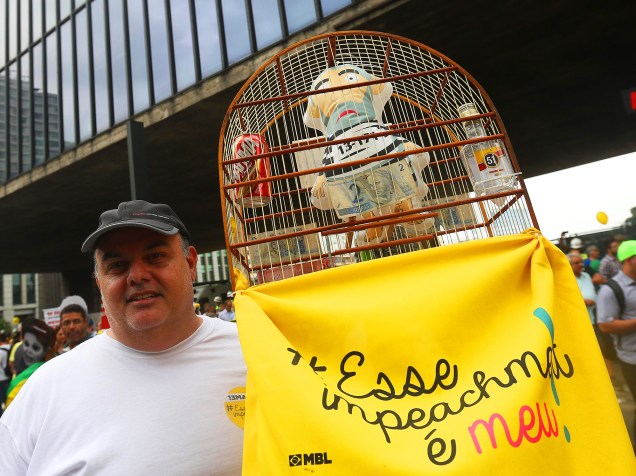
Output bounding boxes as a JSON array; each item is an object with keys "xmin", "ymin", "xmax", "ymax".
[
  {"xmin": 309, "ymin": 67, "xmax": 370, "ymax": 118},
  {"xmin": 304, "ymin": 65, "xmax": 391, "ymax": 135},
  {"xmin": 23, "ymin": 332, "xmax": 46, "ymax": 366}
]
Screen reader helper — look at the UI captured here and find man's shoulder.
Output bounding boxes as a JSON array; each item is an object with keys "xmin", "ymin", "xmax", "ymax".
[
  {"xmin": 600, "ymin": 255, "xmax": 615, "ymax": 267},
  {"xmin": 200, "ymin": 315, "xmax": 239, "ymax": 337},
  {"xmin": 597, "ymin": 274, "xmax": 631, "ymax": 303},
  {"xmin": 195, "ymin": 319, "xmax": 243, "ymax": 362},
  {"xmin": 612, "ymin": 271, "xmax": 635, "ymax": 287}
]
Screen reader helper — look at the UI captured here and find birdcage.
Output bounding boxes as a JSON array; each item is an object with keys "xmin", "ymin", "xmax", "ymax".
[{"xmin": 219, "ymin": 31, "xmax": 538, "ymax": 288}]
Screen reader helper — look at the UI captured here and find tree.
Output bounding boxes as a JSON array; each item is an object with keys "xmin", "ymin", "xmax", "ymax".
[
  {"xmin": 0, "ymin": 318, "xmax": 12, "ymax": 335},
  {"xmin": 624, "ymin": 207, "xmax": 636, "ymax": 238}
]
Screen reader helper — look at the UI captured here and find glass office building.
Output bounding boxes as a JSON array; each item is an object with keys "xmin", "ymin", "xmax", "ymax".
[
  {"xmin": 0, "ymin": 0, "xmax": 354, "ymax": 183},
  {"xmin": 0, "ymin": 273, "xmax": 38, "ymax": 321}
]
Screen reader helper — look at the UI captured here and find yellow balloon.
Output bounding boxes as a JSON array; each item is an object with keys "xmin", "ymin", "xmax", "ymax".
[{"xmin": 596, "ymin": 211, "xmax": 608, "ymax": 225}]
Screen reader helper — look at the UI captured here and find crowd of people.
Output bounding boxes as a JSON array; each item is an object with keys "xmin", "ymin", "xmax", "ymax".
[
  {"xmin": 0, "ymin": 277, "xmax": 238, "ymax": 420},
  {"xmin": 566, "ymin": 233, "xmax": 636, "ymax": 449},
  {"xmin": 0, "ymin": 295, "xmax": 97, "ymax": 416},
  {"xmin": 1, "ymin": 199, "xmax": 634, "ymax": 472},
  {"xmin": 200, "ymin": 296, "xmax": 236, "ymax": 321}
]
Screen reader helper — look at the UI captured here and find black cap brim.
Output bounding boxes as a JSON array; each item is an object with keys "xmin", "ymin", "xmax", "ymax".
[{"xmin": 81, "ymin": 220, "xmax": 180, "ymax": 253}]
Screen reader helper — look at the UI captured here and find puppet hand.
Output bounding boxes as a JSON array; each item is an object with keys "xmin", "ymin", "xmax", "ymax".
[
  {"xmin": 404, "ymin": 143, "xmax": 430, "ymax": 173},
  {"xmin": 395, "ymin": 199, "xmax": 435, "ymax": 236},
  {"xmin": 355, "ymin": 209, "xmax": 390, "ymax": 245},
  {"xmin": 356, "ymin": 226, "xmax": 388, "ymax": 245},
  {"xmin": 403, "ymin": 143, "xmax": 430, "ymax": 200},
  {"xmin": 402, "ymin": 216, "xmax": 436, "ymax": 236},
  {"xmin": 310, "ymin": 175, "xmax": 334, "ymax": 210}
]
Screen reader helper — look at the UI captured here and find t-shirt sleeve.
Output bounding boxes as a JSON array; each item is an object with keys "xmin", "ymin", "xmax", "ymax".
[
  {"xmin": 596, "ymin": 285, "xmax": 620, "ymax": 324},
  {"xmin": 0, "ymin": 421, "xmax": 28, "ymax": 475}
]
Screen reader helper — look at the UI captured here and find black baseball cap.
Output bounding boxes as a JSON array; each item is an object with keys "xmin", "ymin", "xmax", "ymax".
[{"xmin": 81, "ymin": 200, "xmax": 192, "ymax": 252}]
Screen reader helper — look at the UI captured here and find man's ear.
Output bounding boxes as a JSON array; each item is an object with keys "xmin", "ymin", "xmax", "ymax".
[
  {"xmin": 94, "ymin": 262, "xmax": 101, "ymax": 290},
  {"xmin": 187, "ymin": 246, "xmax": 198, "ymax": 281}
]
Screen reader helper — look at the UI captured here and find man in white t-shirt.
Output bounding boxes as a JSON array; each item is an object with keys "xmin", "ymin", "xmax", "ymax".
[{"xmin": 0, "ymin": 200, "xmax": 247, "ymax": 475}]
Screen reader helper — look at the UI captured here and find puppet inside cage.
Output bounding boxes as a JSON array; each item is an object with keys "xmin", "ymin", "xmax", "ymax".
[{"xmin": 219, "ymin": 31, "xmax": 538, "ymax": 287}]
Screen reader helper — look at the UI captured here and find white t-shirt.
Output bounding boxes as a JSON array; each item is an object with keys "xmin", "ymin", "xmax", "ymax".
[{"xmin": 0, "ymin": 318, "xmax": 246, "ymax": 475}]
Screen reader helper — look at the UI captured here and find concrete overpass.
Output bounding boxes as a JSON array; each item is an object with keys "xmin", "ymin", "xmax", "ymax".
[{"xmin": 2, "ymin": 0, "xmax": 635, "ymax": 279}]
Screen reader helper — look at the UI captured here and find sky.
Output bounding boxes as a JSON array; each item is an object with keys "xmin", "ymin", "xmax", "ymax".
[{"xmin": 524, "ymin": 152, "xmax": 635, "ymax": 241}]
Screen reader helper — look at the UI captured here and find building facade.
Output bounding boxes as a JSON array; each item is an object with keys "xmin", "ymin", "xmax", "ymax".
[
  {"xmin": 196, "ymin": 249, "xmax": 229, "ymax": 283},
  {"xmin": 0, "ymin": 0, "xmax": 357, "ymax": 311},
  {"xmin": 1, "ymin": 0, "xmax": 354, "ymax": 183},
  {"xmin": 0, "ymin": 273, "xmax": 37, "ymax": 322}
]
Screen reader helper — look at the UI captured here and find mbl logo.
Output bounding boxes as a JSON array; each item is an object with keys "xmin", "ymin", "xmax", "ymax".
[{"xmin": 289, "ymin": 452, "xmax": 333, "ymax": 466}]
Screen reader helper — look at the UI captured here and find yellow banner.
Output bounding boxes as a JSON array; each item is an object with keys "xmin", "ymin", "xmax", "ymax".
[{"xmin": 236, "ymin": 231, "xmax": 635, "ymax": 474}]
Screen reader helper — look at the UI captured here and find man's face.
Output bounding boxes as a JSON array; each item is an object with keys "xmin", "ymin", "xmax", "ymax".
[
  {"xmin": 569, "ymin": 256, "xmax": 584, "ymax": 276},
  {"xmin": 61, "ymin": 311, "xmax": 88, "ymax": 347},
  {"xmin": 94, "ymin": 228, "xmax": 197, "ymax": 349},
  {"xmin": 56, "ymin": 327, "xmax": 66, "ymax": 344},
  {"xmin": 23, "ymin": 332, "xmax": 46, "ymax": 366},
  {"xmin": 624, "ymin": 255, "xmax": 636, "ymax": 275},
  {"xmin": 609, "ymin": 241, "xmax": 620, "ymax": 256}
]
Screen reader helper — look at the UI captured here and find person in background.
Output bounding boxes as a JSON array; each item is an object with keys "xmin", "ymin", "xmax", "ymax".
[
  {"xmin": 557, "ymin": 231, "xmax": 569, "ymax": 253},
  {"xmin": 87, "ymin": 318, "xmax": 97, "ymax": 338},
  {"xmin": 583, "ymin": 244, "xmax": 605, "ymax": 287},
  {"xmin": 599, "ymin": 239, "xmax": 622, "ymax": 283},
  {"xmin": 203, "ymin": 303, "xmax": 217, "ymax": 318},
  {"xmin": 558, "ymin": 232, "xmax": 583, "ymax": 254},
  {"xmin": 52, "ymin": 325, "xmax": 66, "ymax": 356},
  {"xmin": 0, "ymin": 200, "xmax": 246, "ymax": 474},
  {"xmin": 214, "ymin": 295, "xmax": 224, "ymax": 314},
  {"xmin": 59, "ymin": 295, "xmax": 91, "ymax": 350},
  {"xmin": 597, "ymin": 240, "xmax": 636, "ymax": 448},
  {"xmin": 569, "ymin": 237, "xmax": 584, "ymax": 256},
  {"xmin": 569, "ymin": 252, "xmax": 596, "ymax": 322},
  {"xmin": 4, "ymin": 320, "xmax": 55, "ymax": 408},
  {"xmin": 9, "ymin": 327, "xmax": 27, "ymax": 378},
  {"xmin": 218, "ymin": 300, "xmax": 236, "ymax": 322},
  {"xmin": 568, "ymin": 252, "xmax": 616, "ymax": 379},
  {"xmin": 584, "ymin": 245, "xmax": 601, "ymax": 274}
]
